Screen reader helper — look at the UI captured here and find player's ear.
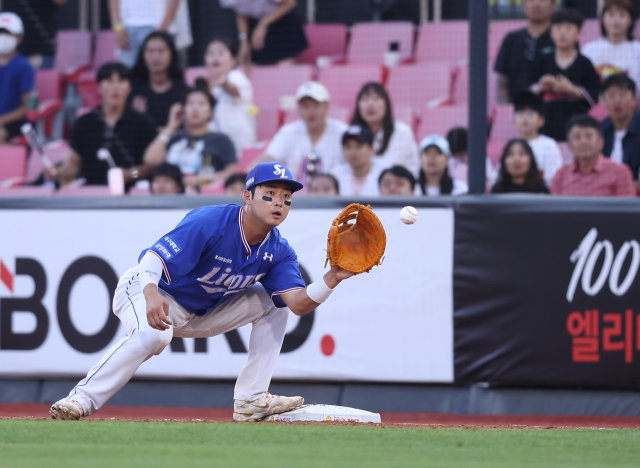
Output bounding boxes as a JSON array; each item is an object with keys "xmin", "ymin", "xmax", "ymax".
[{"xmin": 243, "ymin": 190, "xmax": 252, "ymax": 205}]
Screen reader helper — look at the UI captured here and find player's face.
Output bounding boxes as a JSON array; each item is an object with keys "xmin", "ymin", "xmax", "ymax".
[
  {"xmin": 522, "ymin": 0, "xmax": 556, "ymax": 23},
  {"xmin": 144, "ymin": 38, "xmax": 172, "ymax": 75},
  {"xmin": 514, "ymin": 109, "xmax": 544, "ymax": 138},
  {"xmin": 99, "ymin": 73, "xmax": 131, "ymax": 107},
  {"xmin": 205, "ymin": 40, "xmax": 235, "ymax": 73},
  {"xmin": 184, "ymin": 92, "xmax": 213, "ymax": 127},
  {"xmin": 421, "ymin": 146, "xmax": 448, "ymax": 177},
  {"xmin": 503, "ymin": 142, "xmax": 532, "ymax": 179},
  {"xmin": 603, "ymin": 85, "xmax": 636, "ymax": 122},
  {"xmin": 245, "ymin": 183, "xmax": 293, "ymax": 227},
  {"xmin": 298, "ymin": 98, "xmax": 328, "ymax": 130},
  {"xmin": 357, "ymin": 90, "xmax": 386, "ymax": 126},
  {"xmin": 309, "ymin": 176, "xmax": 338, "ymax": 195},
  {"xmin": 603, "ymin": 6, "xmax": 632, "ymax": 39},
  {"xmin": 343, "ymin": 139, "xmax": 373, "ymax": 170},
  {"xmin": 568, "ymin": 126, "xmax": 604, "ymax": 161},
  {"xmin": 379, "ymin": 173, "xmax": 413, "ymax": 196},
  {"xmin": 550, "ymin": 22, "xmax": 580, "ymax": 50}
]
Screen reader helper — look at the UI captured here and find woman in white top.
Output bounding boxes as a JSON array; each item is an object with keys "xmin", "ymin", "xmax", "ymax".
[
  {"xmin": 582, "ymin": 0, "xmax": 640, "ymax": 92},
  {"xmin": 204, "ymin": 37, "xmax": 256, "ymax": 155},
  {"xmin": 351, "ymin": 82, "xmax": 420, "ymax": 177},
  {"xmin": 417, "ymin": 135, "xmax": 468, "ymax": 196}
]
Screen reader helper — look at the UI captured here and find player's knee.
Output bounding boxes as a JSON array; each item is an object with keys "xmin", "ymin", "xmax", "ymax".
[{"xmin": 137, "ymin": 328, "xmax": 172, "ymax": 355}]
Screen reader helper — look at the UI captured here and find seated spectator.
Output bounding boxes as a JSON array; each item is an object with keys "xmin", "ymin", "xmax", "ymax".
[
  {"xmin": 129, "ymin": 31, "xmax": 187, "ymax": 129},
  {"xmin": 491, "ymin": 139, "xmax": 550, "ymax": 194},
  {"xmin": 224, "ymin": 172, "xmax": 248, "ymax": 196},
  {"xmin": 56, "ymin": 62, "xmax": 157, "ymax": 186},
  {"xmin": 0, "ymin": 12, "xmax": 34, "ymax": 144},
  {"xmin": 531, "ymin": 8, "xmax": 601, "ymax": 142},
  {"xmin": 551, "ymin": 115, "xmax": 635, "ymax": 196},
  {"xmin": 513, "ymin": 92, "xmax": 563, "ymax": 185},
  {"xmin": 330, "ymin": 125, "xmax": 386, "ymax": 197},
  {"xmin": 379, "ymin": 165, "xmax": 415, "ymax": 196},
  {"xmin": 150, "ymin": 162, "xmax": 184, "ymax": 195},
  {"xmin": 309, "ymin": 173, "xmax": 339, "ymax": 196},
  {"xmin": 495, "ymin": 0, "xmax": 556, "ymax": 103},
  {"xmin": 256, "ymin": 82, "xmax": 347, "ymax": 183},
  {"xmin": 351, "ymin": 82, "xmax": 419, "ymax": 177},
  {"xmin": 143, "ymin": 82, "xmax": 236, "ymax": 190},
  {"xmin": 602, "ymin": 74, "xmax": 640, "ymax": 189},
  {"xmin": 417, "ymin": 135, "xmax": 468, "ymax": 196},
  {"xmin": 582, "ymin": 0, "xmax": 640, "ymax": 90},
  {"xmin": 446, "ymin": 127, "xmax": 495, "ymax": 188},
  {"xmin": 204, "ymin": 37, "xmax": 256, "ymax": 155}
]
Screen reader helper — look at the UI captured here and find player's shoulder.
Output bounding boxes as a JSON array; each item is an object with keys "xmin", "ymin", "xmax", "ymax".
[
  {"xmin": 268, "ymin": 227, "xmax": 297, "ymax": 256},
  {"xmin": 184, "ymin": 204, "xmax": 241, "ymax": 228}
]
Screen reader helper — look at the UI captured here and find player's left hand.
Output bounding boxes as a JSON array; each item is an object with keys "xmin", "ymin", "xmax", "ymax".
[{"xmin": 323, "ymin": 265, "xmax": 355, "ymax": 288}]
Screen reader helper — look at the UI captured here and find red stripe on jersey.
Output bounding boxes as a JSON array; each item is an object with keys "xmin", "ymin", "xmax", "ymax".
[{"xmin": 147, "ymin": 250, "xmax": 172, "ymax": 285}]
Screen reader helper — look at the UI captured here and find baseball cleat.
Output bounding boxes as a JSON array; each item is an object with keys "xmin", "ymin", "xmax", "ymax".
[
  {"xmin": 233, "ymin": 393, "xmax": 304, "ymax": 422},
  {"xmin": 50, "ymin": 398, "xmax": 84, "ymax": 420}
]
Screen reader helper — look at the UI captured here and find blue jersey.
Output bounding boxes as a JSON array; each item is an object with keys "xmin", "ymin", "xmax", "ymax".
[{"xmin": 139, "ymin": 204, "xmax": 306, "ymax": 316}]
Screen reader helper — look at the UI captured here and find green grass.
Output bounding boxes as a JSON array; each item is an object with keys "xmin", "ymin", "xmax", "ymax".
[{"xmin": 0, "ymin": 420, "xmax": 639, "ymax": 468}]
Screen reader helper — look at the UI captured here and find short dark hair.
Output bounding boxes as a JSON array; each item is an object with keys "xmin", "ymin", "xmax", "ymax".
[
  {"xmin": 602, "ymin": 73, "xmax": 637, "ymax": 95},
  {"xmin": 187, "ymin": 78, "xmax": 217, "ymax": 109},
  {"xmin": 311, "ymin": 173, "xmax": 340, "ymax": 193},
  {"xmin": 566, "ymin": 114, "xmax": 604, "ymax": 138},
  {"xmin": 446, "ymin": 127, "xmax": 467, "ymax": 154},
  {"xmin": 551, "ymin": 8, "xmax": 584, "ymax": 29},
  {"xmin": 151, "ymin": 162, "xmax": 184, "ymax": 194},
  {"xmin": 205, "ymin": 36, "xmax": 239, "ymax": 58},
  {"xmin": 514, "ymin": 91, "xmax": 542, "ymax": 115},
  {"xmin": 378, "ymin": 165, "xmax": 416, "ymax": 190},
  {"xmin": 224, "ymin": 173, "xmax": 247, "ymax": 189},
  {"xmin": 601, "ymin": 0, "xmax": 637, "ymax": 40},
  {"xmin": 96, "ymin": 62, "xmax": 130, "ymax": 83}
]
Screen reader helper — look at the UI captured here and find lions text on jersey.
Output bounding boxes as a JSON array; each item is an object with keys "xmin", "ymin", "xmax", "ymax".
[{"xmin": 139, "ymin": 204, "xmax": 306, "ymax": 315}]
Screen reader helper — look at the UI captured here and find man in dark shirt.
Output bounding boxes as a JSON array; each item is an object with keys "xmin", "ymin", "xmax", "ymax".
[
  {"xmin": 531, "ymin": 9, "xmax": 600, "ymax": 142},
  {"xmin": 601, "ymin": 74, "xmax": 640, "ymax": 190},
  {"xmin": 56, "ymin": 62, "xmax": 157, "ymax": 186},
  {"xmin": 494, "ymin": 0, "xmax": 557, "ymax": 103}
]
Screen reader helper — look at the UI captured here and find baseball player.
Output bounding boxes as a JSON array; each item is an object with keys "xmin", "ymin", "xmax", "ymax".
[{"xmin": 50, "ymin": 162, "xmax": 353, "ymax": 422}]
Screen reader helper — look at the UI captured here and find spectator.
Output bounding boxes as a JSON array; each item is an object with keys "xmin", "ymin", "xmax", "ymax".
[
  {"xmin": 351, "ymin": 82, "xmax": 419, "ymax": 177},
  {"xmin": 495, "ymin": 0, "xmax": 557, "ymax": 103},
  {"xmin": 531, "ymin": 9, "xmax": 601, "ymax": 142},
  {"xmin": 256, "ymin": 82, "xmax": 347, "ymax": 184},
  {"xmin": 151, "ymin": 162, "xmax": 184, "ymax": 194},
  {"xmin": 108, "ymin": 0, "xmax": 192, "ymax": 69},
  {"xmin": 220, "ymin": 0, "xmax": 308, "ymax": 66},
  {"xmin": 204, "ymin": 37, "xmax": 256, "ymax": 155},
  {"xmin": 129, "ymin": 31, "xmax": 187, "ymax": 129},
  {"xmin": 551, "ymin": 114, "xmax": 635, "ymax": 196},
  {"xmin": 143, "ymin": 81, "xmax": 236, "ymax": 190},
  {"xmin": 379, "ymin": 166, "xmax": 415, "ymax": 196},
  {"xmin": 512, "ymin": 91, "xmax": 563, "ymax": 185},
  {"xmin": 602, "ymin": 74, "xmax": 640, "ymax": 189},
  {"xmin": 330, "ymin": 125, "xmax": 386, "ymax": 197},
  {"xmin": 582, "ymin": 0, "xmax": 640, "ymax": 90},
  {"xmin": 57, "ymin": 63, "xmax": 157, "ymax": 186},
  {"xmin": 224, "ymin": 172, "xmax": 248, "ymax": 196},
  {"xmin": 417, "ymin": 135, "xmax": 468, "ymax": 196},
  {"xmin": 446, "ymin": 127, "xmax": 495, "ymax": 188},
  {"xmin": 309, "ymin": 173, "xmax": 339, "ymax": 196},
  {"xmin": 0, "ymin": 12, "xmax": 34, "ymax": 144},
  {"xmin": 491, "ymin": 138, "xmax": 550, "ymax": 194}
]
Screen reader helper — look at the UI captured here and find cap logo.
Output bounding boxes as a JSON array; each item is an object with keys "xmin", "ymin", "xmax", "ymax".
[
  {"xmin": 273, "ymin": 164, "xmax": 289, "ymax": 179},
  {"xmin": 245, "ymin": 177, "xmax": 254, "ymax": 188}
]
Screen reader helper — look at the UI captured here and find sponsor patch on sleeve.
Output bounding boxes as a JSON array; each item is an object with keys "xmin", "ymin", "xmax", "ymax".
[
  {"xmin": 154, "ymin": 243, "xmax": 173, "ymax": 260},
  {"xmin": 161, "ymin": 236, "xmax": 182, "ymax": 255}
]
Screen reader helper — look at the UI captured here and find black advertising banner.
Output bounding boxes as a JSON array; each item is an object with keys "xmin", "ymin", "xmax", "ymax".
[{"xmin": 454, "ymin": 197, "xmax": 640, "ymax": 389}]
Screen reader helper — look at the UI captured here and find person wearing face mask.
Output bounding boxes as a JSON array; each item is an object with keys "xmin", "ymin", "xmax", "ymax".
[
  {"xmin": 0, "ymin": 12, "xmax": 34, "ymax": 144},
  {"xmin": 204, "ymin": 37, "xmax": 256, "ymax": 155}
]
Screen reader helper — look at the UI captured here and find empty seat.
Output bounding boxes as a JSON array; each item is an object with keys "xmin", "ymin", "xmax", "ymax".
[
  {"xmin": 54, "ymin": 30, "xmax": 93, "ymax": 75},
  {"xmin": 251, "ymin": 65, "xmax": 314, "ymax": 109},
  {"xmin": 490, "ymin": 105, "xmax": 519, "ymax": 142},
  {"xmin": 486, "ymin": 140, "xmax": 506, "ymax": 166},
  {"xmin": 0, "ymin": 145, "xmax": 28, "ymax": 187},
  {"xmin": 416, "ymin": 105, "xmax": 468, "ymax": 140},
  {"xmin": 25, "ymin": 140, "xmax": 72, "ymax": 184},
  {"xmin": 94, "ymin": 31, "xmax": 118, "ymax": 70},
  {"xmin": 415, "ymin": 21, "xmax": 468, "ymax": 64},
  {"xmin": 452, "ymin": 63, "xmax": 469, "ymax": 105},
  {"xmin": 393, "ymin": 105, "xmax": 414, "ymax": 130},
  {"xmin": 76, "ymin": 71, "xmax": 101, "ymax": 108},
  {"xmin": 297, "ymin": 24, "xmax": 348, "ymax": 65},
  {"xmin": 347, "ymin": 22, "xmax": 415, "ymax": 64},
  {"xmin": 237, "ymin": 147, "xmax": 266, "ymax": 172},
  {"xmin": 255, "ymin": 107, "xmax": 281, "ymax": 142},
  {"xmin": 317, "ymin": 64, "xmax": 384, "ymax": 109},
  {"xmin": 28, "ymin": 69, "xmax": 64, "ymax": 140},
  {"xmin": 387, "ymin": 62, "xmax": 453, "ymax": 109},
  {"xmin": 185, "ymin": 67, "xmax": 208, "ymax": 86}
]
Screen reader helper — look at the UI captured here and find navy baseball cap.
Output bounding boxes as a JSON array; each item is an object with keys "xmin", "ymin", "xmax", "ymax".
[{"xmin": 245, "ymin": 162, "xmax": 304, "ymax": 193}]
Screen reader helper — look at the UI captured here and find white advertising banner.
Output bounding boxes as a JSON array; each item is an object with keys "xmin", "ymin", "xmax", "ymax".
[{"xmin": 0, "ymin": 207, "xmax": 454, "ymax": 383}]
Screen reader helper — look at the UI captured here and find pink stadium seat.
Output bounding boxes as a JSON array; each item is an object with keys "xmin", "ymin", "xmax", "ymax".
[
  {"xmin": 54, "ymin": 30, "xmax": 92, "ymax": 76},
  {"xmin": 490, "ymin": 105, "xmax": 519, "ymax": 142},
  {"xmin": 200, "ymin": 182, "xmax": 225, "ymax": 195},
  {"xmin": 251, "ymin": 65, "xmax": 314, "ymax": 109},
  {"xmin": 489, "ymin": 20, "xmax": 527, "ymax": 63},
  {"xmin": 415, "ymin": 21, "xmax": 468, "ymax": 64},
  {"xmin": 185, "ymin": 67, "xmax": 208, "ymax": 86},
  {"xmin": 317, "ymin": 64, "xmax": 384, "ymax": 109},
  {"xmin": 486, "ymin": 140, "xmax": 505, "ymax": 166},
  {"xmin": 76, "ymin": 71, "xmax": 101, "ymax": 108},
  {"xmin": 57, "ymin": 185, "xmax": 112, "ymax": 196},
  {"xmin": 94, "ymin": 31, "xmax": 118, "ymax": 69},
  {"xmin": 129, "ymin": 186, "xmax": 151, "ymax": 196},
  {"xmin": 580, "ymin": 19, "xmax": 600, "ymax": 47},
  {"xmin": 297, "ymin": 24, "xmax": 348, "ymax": 65},
  {"xmin": 589, "ymin": 103, "xmax": 609, "ymax": 121},
  {"xmin": 27, "ymin": 69, "xmax": 64, "ymax": 139},
  {"xmin": 255, "ymin": 107, "xmax": 281, "ymax": 142},
  {"xmin": 387, "ymin": 62, "xmax": 453, "ymax": 109},
  {"xmin": 237, "ymin": 147, "xmax": 266, "ymax": 172},
  {"xmin": 26, "ymin": 140, "xmax": 72, "ymax": 184},
  {"xmin": 392, "ymin": 105, "xmax": 414, "ymax": 129},
  {"xmin": 347, "ymin": 22, "xmax": 415, "ymax": 64},
  {"xmin": 0, "ymin": 145, "xmax": 28, "ymax": 187},
  {"xmin": 452, "ymin": 63, "xmax": 469, "ymax": 105},
  {"xmin": 417, "ymin": 105, "xmax": 468, "ymax": 140},
  {"xmin": 487, "ymin": 70, "xmax": 500, "ymax": 110},
  {"xmin": 0, "ymin": 186, "xmax": 55, "ymax": 197}
]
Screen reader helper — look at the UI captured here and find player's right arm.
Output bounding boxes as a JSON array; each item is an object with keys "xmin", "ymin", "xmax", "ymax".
[{"xmin": 139, "ymin": 251, "xmax": 172, "ymax": 330}]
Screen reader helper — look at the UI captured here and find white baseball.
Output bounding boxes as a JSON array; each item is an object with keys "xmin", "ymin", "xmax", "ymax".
[{"xmin": 399, "ymin": 206, "xmax": 418, "ymax": 225}]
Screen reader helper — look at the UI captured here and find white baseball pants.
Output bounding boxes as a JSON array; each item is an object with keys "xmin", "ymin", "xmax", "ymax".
[{"xmin": 67, "ymin": 267, "xmax": 289, "ymax": 416}]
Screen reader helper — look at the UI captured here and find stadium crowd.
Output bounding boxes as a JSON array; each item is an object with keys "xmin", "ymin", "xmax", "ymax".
[{"xmin": 1, "ymin": 0, "xmax": 640, "ymax": 197}]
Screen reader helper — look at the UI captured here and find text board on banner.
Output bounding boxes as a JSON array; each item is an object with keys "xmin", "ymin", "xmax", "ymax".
[{"xmin": 0, "ymin": 207, "xmax": 454, "ymax": 383}]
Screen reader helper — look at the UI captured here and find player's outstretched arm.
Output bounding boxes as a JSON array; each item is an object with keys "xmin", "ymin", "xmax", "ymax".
[{"xmin": 280, "ymin": 266, "xmax": 354, "ymax": 316}]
